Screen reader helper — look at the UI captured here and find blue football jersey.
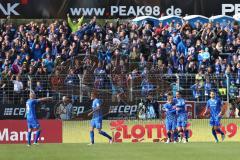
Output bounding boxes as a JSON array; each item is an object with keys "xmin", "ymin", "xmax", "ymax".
[
  {"xmin": 163, "ymin": 103, "xmax": 176, "ymax": 120},
  {"xmin": 173, "ymin": 98, "xmax": 186, "ymax": 114},
  {"xmin": 206, "ymin": 98, "xmax": 222, "ymax": 117},
  {"xmin": 26, "ymin": 99, "xmax": 40, "ymax": 122},
  {"xmin": 92, "ymin": 98, "xmax": 102, "ymax": 119}
]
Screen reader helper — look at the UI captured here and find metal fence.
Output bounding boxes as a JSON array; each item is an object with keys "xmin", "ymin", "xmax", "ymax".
[{"xmin": 0, "ymin": 73, "xmax": 239, "ymax": 104}]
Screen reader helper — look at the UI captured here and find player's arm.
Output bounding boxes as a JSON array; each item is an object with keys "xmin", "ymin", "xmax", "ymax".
[
  {"xmin": 218, "ymin": 99, "xmax": 224, "ymax": 117},
  {"xmin": 171, "ymin": 103, "xmax": 177, "ymax": 109},
  {"xmin": 88, "ymin": 104, "xmax": 101, "ymax": 116},
  {"xmin": 162, "ymin": 104, "xmax": 168, "ymax": 112},
  {"xmin": 37, "ymin": 97, "xmax": 53, "ymax": 103},
  {"xmin": 169, "ymin": 106, "xmax": 177, "ymax": 113}
]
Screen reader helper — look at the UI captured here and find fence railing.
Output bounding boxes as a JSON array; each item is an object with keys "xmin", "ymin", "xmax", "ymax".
[{"xmin": 1, "ymin": 73, "xmax": 239, "ymax": 105}]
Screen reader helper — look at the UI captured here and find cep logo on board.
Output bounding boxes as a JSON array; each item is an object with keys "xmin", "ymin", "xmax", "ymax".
[
  {"xmin": 109, "ymin": 105, "xmax": 138, "ymax": 115},
  {"xmin": 3, "ymin": 108, "xmax": 25, "ymax": 116}
]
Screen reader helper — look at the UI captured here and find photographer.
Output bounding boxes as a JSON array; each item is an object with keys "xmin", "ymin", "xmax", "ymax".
[
  {"xmin": 55, "ymin": 96, "xmax": 73, "ymax": 120},
  {"xmin": 145, "ymin": 94, "xmax": 159, "ymax": 119},
  {"xmin": 138, "ymin": 94, "xmax": 159, "ymax": 119}
]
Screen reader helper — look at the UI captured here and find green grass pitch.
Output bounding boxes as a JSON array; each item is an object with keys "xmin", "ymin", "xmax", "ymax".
[{"xmin": 0, "ymin": 142, "xmax": 239, "ymax": 160}]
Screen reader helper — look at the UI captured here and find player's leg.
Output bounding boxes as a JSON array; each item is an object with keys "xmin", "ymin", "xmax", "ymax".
[
  {"xmin": 183, "ymin": 127, "xmax": 189, "ymax": 143},
  {"xmin": 97, "ymin": 121, "xmax": 112, "ymax": 143},
  {"xmin": 165, "ymin": 120, "xmax": 171, "ymax": 143},
  {"xmin": 183, "ymin": 128, "xmax": 188, "ymax": 143},
  {"xmin": 176, "ymin": 116, "xmax": 182, "ymax": 142},
  {"xmin": 216, "ymin": 126, "xmax": 225, "ymax": 141},
  {"xmin": 177, "ymin": 117, "xmax": 183, "ymax": 142},
  {"xmin": 172, "ymin": 119, "xmax": 178, "ymax": 143},
  {"xmin": 183, "ymin": 115, "xmax": 189, "ymax": 143},
  {"xmin": 210, "ymin": 117, "xmax": 218, "ymax": 142},
  {"xmin": 27, "ymin": 128, "xmax": 33, "ymax": 146},
  {"xmin": 212, "ymin": 126, "xmax": 219, "ymax": 142},
  {"xmin": 34, "ymin": 127, "xmax": 41, "ymax": 144},
  {"xmin": 178, "ymin": 127, "xmax": 183, "ymax": 142},
  {"xmin": 173, "ymin": 129, "xmax": 178, "ymax": 143},
  {"xmin": 215, "ymin": 117, "xmax": 225, "ymax": 141},
  {"xmin": 166, "ymin": 130, "xmax": 171, "ymax": 143},
  {"xmin": 89, "ymin": 120, "xmax": 95, "ymax": 145}
]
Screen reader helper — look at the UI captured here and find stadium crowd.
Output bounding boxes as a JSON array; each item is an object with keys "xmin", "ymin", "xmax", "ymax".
[{"xmin": 0, "ymin": 15, "xmax": 240, "ymax": 104}]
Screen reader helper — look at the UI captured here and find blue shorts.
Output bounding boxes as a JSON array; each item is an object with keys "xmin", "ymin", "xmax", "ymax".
[
  {"xmin": 210, "ymin": 116, "xmax": 221, "ymax": 127},
  {"xmin": 177, "ymin": 113, "xmax": 188, "ymax": 128},
  {"xmin": 165, "ymin": 119, "xmax": 176, "ymax": 131},
  {"xmin": 27, "ymin": 120, "xmax": 40, "ymax": 129},
  {"xmin": 91, "ymin": 119, "xmax": 102, "ymax": 129}
]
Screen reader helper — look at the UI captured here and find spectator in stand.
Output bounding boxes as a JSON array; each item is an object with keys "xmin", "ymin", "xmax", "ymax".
[
  {"xmin": 141, "ymin": 78, "xmax": 154, "ymax": 97},
  {"xmin": 50, "ymin": 70, "xmax": 64, "ymax": 92},
  {"xmin": 11, "ymin": 75, "xmax": 23, "ymax": 103},
  {"xmin": 35, "ymin": 81, "xmax": 44, "ymax": 98},
  {"xmin": 191, "ymin": 80, "xmax": 202, "ymax": 101},
  {"xmin": 42, "ymin": 54, "xmax": 54, "ymax": 74},
  {"xmin": 229, "ymin": 80, "xmax": 238, "ymax": 98},
  {"xmin": 236, "ymin": 62, "xmax": 240, "ymax": 85},
  {"xmin": 204, "ymin": 78, "xmax": 212, "ymax": 100},
  {"xmin": 0, "ymin": 15, "xmax": 239, "ymax": 103},
  {"xmin": 170, "ymin": 79, "xmax": 183, "ymax": 97},
  {"xmin": 0, "ymin": 79, "xmax": 4, "ymax": 103},
  {"xmin": 31, "ymin": 39, "xmax": 43, "ymax": 61},
  {"xmin": 67, "ymin": 14, "xmax": 84, "ymax": 33},
  {"xmin": 64, "ymin": 68, "xmax": 79, "ymax": 86},
  {"xmin": 94, "ymin": 62, "xmax": 106, "ymax": 89}
]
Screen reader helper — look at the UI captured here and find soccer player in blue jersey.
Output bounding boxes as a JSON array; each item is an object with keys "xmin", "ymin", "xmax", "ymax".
[
  {"xmin": 174, "ymin": 91, "xmax": 189, "ymax": 143},
  {"xmin": 26, "ymin": 92, "xmax": 53, "ymax": 146},
  {"xmin": 203, "ymin": 90, "xmax": 225, "ymax": 143},
  {"xmin": 162, "ymin": 94, "xmax": 178, "ymax": 143},
  {"xmin": 88, "ymin": 91, "xmax": 112, "ymax": 145}
]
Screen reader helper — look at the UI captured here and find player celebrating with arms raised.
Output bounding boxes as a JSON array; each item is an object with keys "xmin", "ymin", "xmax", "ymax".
[
  {"xmin": 88, "ymin": 91, "xmax": 112, "ymax": 145},
  {"xmin": 162, "ymin": 94, "xmax": 178, "ymax": 143},
  {"xmin": 203, "ymin": 90, "xmax": 225, "ymax": 143},
  {"xmin": 174, "ymin": 91, "xmax": 189, "ymax": 143},
  {"xmin": 26, "ymin": 91, "xmax": 53, "ymax": 146}
]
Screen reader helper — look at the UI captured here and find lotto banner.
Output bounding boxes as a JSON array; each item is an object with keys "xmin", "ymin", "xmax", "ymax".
[
  {"xmin": 63, "ymin": 119, "xmax": 240, "ymax": 143},
  {"xmin": 0, "ymin": 120, "xmax": 62, "ymax": 144}
]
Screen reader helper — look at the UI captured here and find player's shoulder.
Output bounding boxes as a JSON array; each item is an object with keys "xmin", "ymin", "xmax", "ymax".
[
  {"xmin": 93, "ymin": 98, "xmax": 102, "ymax": 105},
  {"xmin": 28, "ymin": 98, "xmax": 39, "ymax": 104},
  {"xmin": 206, "ymin": 99, "xmax": 210, "ymax": 104},
  {"xmin": 216, "ymin": 97, "xmax": 222, "ymax": 102},
  {"xmin": 93, "ymin": 98, "xmax": 100, "ymax": 103},
  {"xmin": 180, "ymin": 98, "xmax": 185, "ymax": 102},
  {"xmin": 182, "ymin": 97, "xmax": 186, "ymax": 101},
  {"xmin": 26, "ymin": 98, "xmax": 33, "ymax": 103},
  {"xmin": 163, "ymin": 103, "xmax": 170, "ymax": 107}
]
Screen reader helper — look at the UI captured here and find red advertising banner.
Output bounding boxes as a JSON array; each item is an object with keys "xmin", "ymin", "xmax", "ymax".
[
  {"xmin": 0, "ymin": 120, "xmax": 62, "ymax": 144},
  {"xmin": 158, "ymin": 101, "xmax": 196, "ymax": 119}
]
